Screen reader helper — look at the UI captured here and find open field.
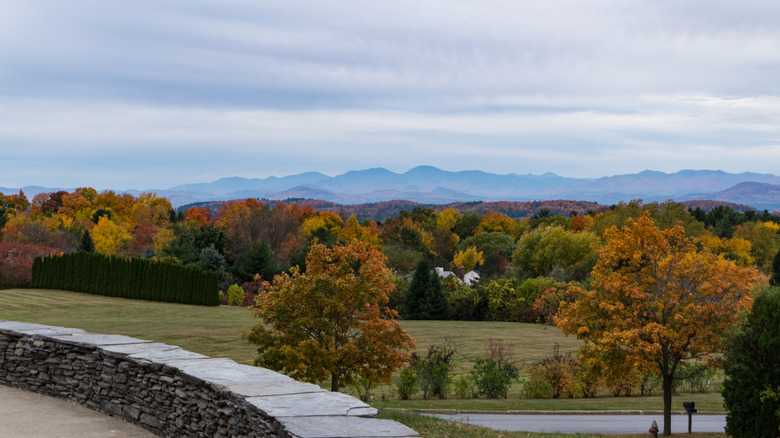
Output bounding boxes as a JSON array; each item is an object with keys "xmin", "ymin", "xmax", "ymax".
[
  {"xmin": 0, "ymin": 289, "xmax": 583, "ymax": 370},
  {"xmin": 0, "ymin": 289, "xmax": 727, "ymax": 415}
]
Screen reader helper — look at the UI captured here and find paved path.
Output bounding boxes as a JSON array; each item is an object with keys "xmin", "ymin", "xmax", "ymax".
[
  {"xmin": 430, "ymin": 412, "xmax": 727, "ymax": 435},
  {"xmin": 0, "ymin": 385, "xmax": 157, "ymax": 438}
]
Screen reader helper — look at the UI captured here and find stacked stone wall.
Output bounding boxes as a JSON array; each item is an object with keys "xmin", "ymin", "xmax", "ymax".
[{"xmin": 0, "ymin": 320, "xmax": 417, "ymax": 438}]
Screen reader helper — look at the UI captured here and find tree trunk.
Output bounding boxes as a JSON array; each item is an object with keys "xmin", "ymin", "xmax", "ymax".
[
  {"xmin": 331, "ymin": 373, "xmax": 340, "ymax": 392},
  {"xmin": 662, "ymin": 371, "xmax": 673, "ymax": 436}
]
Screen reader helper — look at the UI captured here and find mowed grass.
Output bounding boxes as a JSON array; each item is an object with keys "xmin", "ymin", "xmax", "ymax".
[
  {"xmin": 0, "ymin": 288, "xmax": 260, "ymax": 365},
  {"xmin": 0, "ymin": 289, "xmax": 582, "ymax": 369},
  {"xmin": 0, "ymin": 289, "xmax": 727, "ymax": 414}
]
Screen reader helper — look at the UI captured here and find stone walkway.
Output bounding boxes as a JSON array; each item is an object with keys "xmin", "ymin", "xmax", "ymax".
[{"xmin": 0, "ymin": 384, "xmax": 157, "ymax": 437}]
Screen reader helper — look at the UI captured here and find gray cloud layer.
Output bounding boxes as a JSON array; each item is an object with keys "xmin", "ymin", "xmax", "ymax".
[{"xmin": 1, "ymin": 1, "xmax": 779, "ymax": 189}]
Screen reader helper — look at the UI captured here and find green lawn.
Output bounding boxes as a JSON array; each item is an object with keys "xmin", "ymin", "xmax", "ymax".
[
  {"xmin": 0, "ymin": 289, "xmax": 727, "ymax": 416},
  {"xmin": 0, "ymin": 289, "xmax": 583, "ymax": 369}
]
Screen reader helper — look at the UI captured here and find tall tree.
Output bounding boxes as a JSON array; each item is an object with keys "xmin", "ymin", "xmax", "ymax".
[
  {"xmin": 91, "ymin": 216, "xmax": 132, "ymax": 256},
  {"xmin": 556, "ymin": 213, "xmax": 757, "ymax": 436},
  {"xmin": 243, "ymin": 240, "xmax": 415, "ymax": 392},
  {"xmin": 722, "ymin": 286, "xmax": 780, "ymax": 437},
  {"xmin": 231, "ymin": 240, "xmax": 278, "ymax": 282},
  {"xmin": 512, "ymin": 225, "xmax": 598, "ymax": 281},
  {"xmin": 79, "ymin": 230, "xmax": 95, "ymax": 253},
  {"xmin": 771, "ymin": 249, "xmax": 780, "ymax": 287},
  {"xmin": 405, "ymin": 259, "xmax": 451, "ymax": 320}
]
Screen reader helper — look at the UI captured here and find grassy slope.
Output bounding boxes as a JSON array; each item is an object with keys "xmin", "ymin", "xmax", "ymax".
[{"xmin": 0, "ymin": 289, "xmax": 726, "ymax": 414}]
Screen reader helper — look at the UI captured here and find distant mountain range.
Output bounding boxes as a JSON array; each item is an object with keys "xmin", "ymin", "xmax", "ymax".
[{"xmin": 3, "ymin": 167, "xmax": 780, "ymax": 212}]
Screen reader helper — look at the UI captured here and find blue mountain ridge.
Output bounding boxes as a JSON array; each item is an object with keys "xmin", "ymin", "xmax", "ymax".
[{"xmin": 2, "ymin": 167, "xmax": 779, "ymax": 211}]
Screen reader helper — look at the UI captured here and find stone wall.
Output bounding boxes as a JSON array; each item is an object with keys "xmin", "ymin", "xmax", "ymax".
[{"xmin": 0, "ymin": 320, "xmax": 418, "ymax": 438}]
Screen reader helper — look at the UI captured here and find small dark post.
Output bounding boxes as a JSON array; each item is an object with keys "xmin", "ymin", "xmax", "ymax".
[{"xmin": 682, "ymin": 401, "xmax": 697, "ymax": 434}]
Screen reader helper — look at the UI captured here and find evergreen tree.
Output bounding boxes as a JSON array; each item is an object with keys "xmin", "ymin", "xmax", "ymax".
[
  {"xmin": 723, "ymin": 286, "xmax": 780, "ymax": 437},
  {"xmin": 405, "ymin": 259, "xmax": 451, "ymax": 320},
  {"xmin": 770, "ymin": 249, "xmax": 780, "ymax": 287},
  {"xmin": 79, "ymin": 230, "xmax": 95, "ymax": 252},
  {"xmin": 231, "ymin": 241, "xmax": 278, "ymax": 283},
  {"xmin": 405, "ymin": 259, "xmax": 431, "ymax": 319},
  {"xmin": 425, "ymin": 270, "xmax": 451, "ymax": 320}
]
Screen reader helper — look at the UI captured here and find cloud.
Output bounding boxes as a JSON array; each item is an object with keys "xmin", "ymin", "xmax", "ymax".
[{"xmin": 1, "ymin": 1, "xmax": 779, "ymax": 188}]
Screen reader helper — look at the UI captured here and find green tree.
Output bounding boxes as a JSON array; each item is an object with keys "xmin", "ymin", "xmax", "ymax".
[
  {"xmin": 723, "ymin": 286, "xmax": 780, "ymax": 437},
  {"xmin": 78, "ymin": 230, "xmax": 95, "ymax": 253},
  {"xmin": 453, "ymin": 211, "xmax": 481, "ymax": 240},
  {"xmin": 405, "ymin": 259, "xmax": 451, "ymax": 320},
  {"xmin": 770, "ymin": 249, "xmax": 780, "ymax": 287},
  {"xmin": 512, "ymin": 225, "xmax": 598, "ymax": 281},
  {"xmin": 231, "ymin": 240, "xmax": 278, "ymax": 282},
  {"xmin": 243, "ymin": 240, "xmax": 416, "ymax": 392},
  {"xmin": 458, "ymin": 231, "xmax": 516, "ymax": 278},
  {"xmin": 163, "ymin": 222, "xmax": 226, "ymax": 265}
]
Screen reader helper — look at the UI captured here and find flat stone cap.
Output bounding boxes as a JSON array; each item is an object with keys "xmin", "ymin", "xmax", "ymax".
[
  {"xmin": 279, "ymin": 416, "xmax": 419, "ymax": 438},
  {"xmin": 0, "ymin": 321, "xmax": 86, "ymax": 336},
  {"xmin": 99, "ymin": 343, "xmax": 209, "ymax": 363},
  {"xmin": 247, "ymin": 391, "xmax": 377, "ymax": 418},
  {"xmin": 49, "ymin": 333, "xmax": 153, "ymax": 347}
]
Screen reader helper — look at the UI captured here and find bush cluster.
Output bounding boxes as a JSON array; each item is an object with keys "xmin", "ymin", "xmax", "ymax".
[
  {"xmin": 31, "ymin": 251, "xmax": 219, "ymax": 306},
  {"xmin": 524, "ymin": 344, "xmax": 723, "ymax": 400},
  {"xmin": 440, "ymin": 276, "xmax": 575, "ymax": 323},
  {"xmin": 397, "ymin": 339, "xmax": 520, "ymax": 400}
]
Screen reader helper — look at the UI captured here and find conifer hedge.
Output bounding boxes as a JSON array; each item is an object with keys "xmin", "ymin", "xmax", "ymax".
[{"xmin": 31, "ymin": 252, "xmax": 219, "ymax": 306}]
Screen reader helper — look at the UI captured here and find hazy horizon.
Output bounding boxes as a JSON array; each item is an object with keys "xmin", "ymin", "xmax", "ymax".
[{"xmin": 2, "ymin": 1, "xmax": 779, "ymax": 189}]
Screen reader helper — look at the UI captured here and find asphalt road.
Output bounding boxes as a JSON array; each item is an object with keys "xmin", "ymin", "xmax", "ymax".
[{"xmin": 430, "ymin": 412, "xmax": 727, "ymax": 435}]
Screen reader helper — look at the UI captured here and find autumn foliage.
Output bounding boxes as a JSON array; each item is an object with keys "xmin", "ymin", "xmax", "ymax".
[
  {"xmin": 0, "ymin": 242, "xmax": 62, "ymax": 288},
  {"xmin": 243, "ymin": 240, "xmax": 416, "ymax": 392},
  {"xmin": 556, "ymin": 213, "xmax": 758, "ymax": 435}
]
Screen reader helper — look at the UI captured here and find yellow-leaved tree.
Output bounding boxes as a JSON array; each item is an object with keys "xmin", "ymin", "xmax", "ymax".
[
  {"xmin": 243, "ymin": 240, "xmax": 416, "ymax": 392},
  {"xmin": 452, "ymin": 246, "xmax": 484, "ymax": 274},
  {"xmin": 556, "ymin": 213, "xmax": 758, "ymax": 436},
  {"xmin": 92, "ymin": 216, "xmax": 132, "ymax": 256}
]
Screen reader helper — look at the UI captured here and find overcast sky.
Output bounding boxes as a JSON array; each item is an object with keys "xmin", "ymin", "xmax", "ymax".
[{"xmin": 2, "ymin": 1, "xmax": 779, "ymax": 190}]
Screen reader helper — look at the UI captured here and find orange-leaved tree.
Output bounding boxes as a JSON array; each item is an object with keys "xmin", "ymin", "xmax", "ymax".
[
  {"xmin": 243, "ymin": 239, "xmax": 416, "ymax": 392},
  {"xmin": 556, "ymin": 213, "xmax": 758, "ymax": 436}
]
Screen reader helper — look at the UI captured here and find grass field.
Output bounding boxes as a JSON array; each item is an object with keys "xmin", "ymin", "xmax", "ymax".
[
  {"xmin": 0, "ymin": 289, "xmax": 728, "ymax": 415},
  {"xmin": 0, "ymin": 289, "xmax": 583, "ymax": 369}
]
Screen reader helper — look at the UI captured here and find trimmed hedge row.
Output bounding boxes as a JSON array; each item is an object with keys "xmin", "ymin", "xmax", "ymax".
[{"xmin": 31, "ymin": 252, "xmax": 219, "ymax": 306}]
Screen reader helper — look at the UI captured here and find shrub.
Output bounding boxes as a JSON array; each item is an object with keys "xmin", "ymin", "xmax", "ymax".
[
  {"xmin": 411, "ymin": 340, "xmax": 459, "ymax": 399},
  {"xmin": 524, "ymin": 343, "xmax": 580, "ymax": 399},
  {"xmin": 471, "ymin": 358, "xmax": 519, "ymax": 398},
  {"xmin": 396, "ymin": 366, "xmax": 418, "ymax": 400},
  {"xmin": 676, "ymin": 363, "xmax": 717, "ymax": 394},
  {"xmin": 524, "ymin": 363, "xmax": 555, "ymax": 399},
  {"xmin": 227, "ymin": 284, "xmax": 244, "ymax": 306},
  {"xmin": 242, "ymin": 274, "xmax": 271, "ymax": 307},
  {"xmin": 470, "ymin": 339, "xmax": 520, "ymax": 399},
  {"xmin": 454, "ymin": 375, "xmax": 476, "ymax": 399}
]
